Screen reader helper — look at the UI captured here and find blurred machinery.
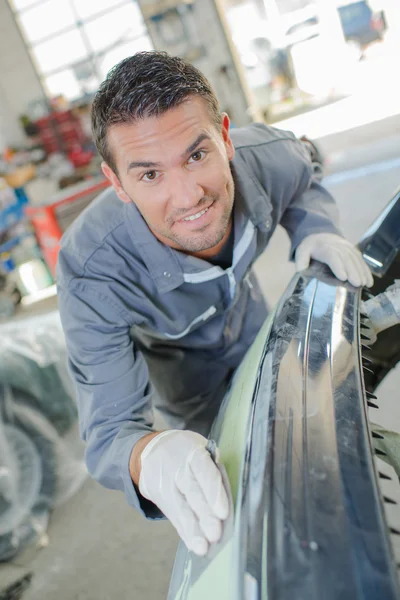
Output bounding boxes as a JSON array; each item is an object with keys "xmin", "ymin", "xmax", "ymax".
[
  {"xmin": 25, "ymin": 178, "xmax": 109, "ymax": 278},
  {"xmin": 137, "ymin": 0, "xmax": 261, "ymax": 123}
]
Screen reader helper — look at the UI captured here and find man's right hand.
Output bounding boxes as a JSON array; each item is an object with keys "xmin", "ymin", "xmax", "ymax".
[{"xmin": 132, "ymin": 430, "xmax": 229, "ymax": 556}]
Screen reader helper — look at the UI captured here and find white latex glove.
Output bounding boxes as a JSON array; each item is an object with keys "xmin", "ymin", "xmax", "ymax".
[
  {"xmin": 295, "ymin": 233, "xmax": 373, "ymax": 288},
  {"xmin": 138, "ymin": 430, "xmax": 229, "ymax": 556}
]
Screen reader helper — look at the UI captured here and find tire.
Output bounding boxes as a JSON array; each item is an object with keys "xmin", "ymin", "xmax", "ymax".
[{"xmin": 0, "ymin": 393, "xmax": 58, "ymax": 563}]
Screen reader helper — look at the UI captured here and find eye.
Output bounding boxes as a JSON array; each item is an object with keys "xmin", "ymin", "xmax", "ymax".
[
  {"xmin": 188, "ymin": 150, "xmax": 206, "ymax": 163},
  {"xmin": 142, "ymin": 171, "xmax": 158, "ymax": 182}
]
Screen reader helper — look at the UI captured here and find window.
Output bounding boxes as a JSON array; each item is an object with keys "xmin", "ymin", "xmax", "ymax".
[
  {"xmin": 73, "ymin": 0, "xmax": 126, "ymax": 20},
  {"xmin": 11, "ymin": 0, "xmax": 39, "ymax": 10},
  {"xmin": 83, "ymin": 3, "xmax": 146, "ymax": 54},
  {"xmin": 17, "ymin": 0, "xmax": 76, "ymax": 43},
  {"xmin": 99, "ymin": 37, "xmax": 153, "ymax": 80},
  {"xmin": 32, "ymin": 30, "xmax": 88, "ymax": 73},
  {"xmin": 8, "ymin": 0, "xmax": 153, "ymax": 102}
]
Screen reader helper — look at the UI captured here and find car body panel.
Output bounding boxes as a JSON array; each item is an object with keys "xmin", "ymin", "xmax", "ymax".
[
  {"xmin": 169, "ymin": 314, "xmax": 274, "ymax": 600},
  {"xmin": 169, "ymin": 264, "xmax": 400, "ymax": 599}
]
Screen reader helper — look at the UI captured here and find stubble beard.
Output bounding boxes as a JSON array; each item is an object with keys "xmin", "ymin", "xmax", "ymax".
[{"xmin": 166, "ymin": 188, "xmax": 234, "ymax": 253}]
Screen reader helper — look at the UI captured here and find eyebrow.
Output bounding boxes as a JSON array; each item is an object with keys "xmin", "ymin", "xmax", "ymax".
[
  {"xmin": 127, "ymin": 160, "xmax": 161, "ymax": 174},
  {"xmin": 126, "ymin": 133, "xmax": 211, "ymax": 174},
  {"xmin": 182, "ymin": 133, "xmax": 211, "ymax": 157}
]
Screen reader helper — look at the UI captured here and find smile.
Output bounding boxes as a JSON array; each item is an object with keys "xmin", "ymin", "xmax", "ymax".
[{"xmin": 181, "ymin": 207, "xmax": 209, "ymax": 222}]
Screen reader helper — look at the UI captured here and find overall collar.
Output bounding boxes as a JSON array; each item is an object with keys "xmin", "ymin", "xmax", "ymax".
[{"xmin": 124, "ymin": 201, "xmax": 185, "ymax": 294}]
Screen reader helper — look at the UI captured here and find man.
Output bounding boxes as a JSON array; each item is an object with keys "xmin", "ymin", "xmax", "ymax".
[{"xmin": 57, "ymin": 51, "xmax": 372, "ymax": 557}]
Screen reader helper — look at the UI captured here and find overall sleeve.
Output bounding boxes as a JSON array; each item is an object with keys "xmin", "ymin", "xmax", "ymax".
[
  {"xmin": 263, "ymin": 136, "xmax": 343, "ymax": 257},
  {"xmin": 57, "ymin": 277, "xmax": 163, "ymax": 520}
]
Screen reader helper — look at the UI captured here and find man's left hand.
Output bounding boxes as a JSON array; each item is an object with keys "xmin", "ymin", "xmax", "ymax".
[{"xmin": 295, "ymin": 233, "xmax": 373, "ymax": 288}]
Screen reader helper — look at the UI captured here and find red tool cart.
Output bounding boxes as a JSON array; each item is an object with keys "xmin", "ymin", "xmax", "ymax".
[
  {"xmin": 34, "ymin": 109, "xmax": 94, "ymax": 168},
  {"xmin": 25, "ymin": 178, "xmax": 110, "ymax": 278}
]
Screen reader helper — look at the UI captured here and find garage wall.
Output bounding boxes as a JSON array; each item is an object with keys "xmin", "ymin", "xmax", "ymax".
[
  {"xmin": 138, "ymin": 0, "xmax": 260, "ymax": 126},
  {"xmin": 0, "ymin": 0, "xmax": 45, "ymax": 150}
]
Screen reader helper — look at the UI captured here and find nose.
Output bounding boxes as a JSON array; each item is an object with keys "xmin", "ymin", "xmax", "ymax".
[{"xmin": 169, "ymin": 172, "xmax": 204, "ymax": 211}]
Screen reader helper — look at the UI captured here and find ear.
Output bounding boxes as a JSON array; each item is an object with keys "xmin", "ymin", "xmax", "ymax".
[
  {"xmin": 220, "ymin": 113, "xmax": 235, "ymax": 161},
  {"xmin": 101, "ymin": 162, "xmax": 131, "ymax": 204}
]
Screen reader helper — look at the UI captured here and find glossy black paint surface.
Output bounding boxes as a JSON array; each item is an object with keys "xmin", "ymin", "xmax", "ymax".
[{"xmin": 169, "ymin": 265, "xmax": 400, "ymax": 599}]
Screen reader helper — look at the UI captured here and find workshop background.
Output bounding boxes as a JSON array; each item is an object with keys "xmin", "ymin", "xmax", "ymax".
[{"xmin": 0, "ymin": 0, "xmax": 400, "ymax": 598}]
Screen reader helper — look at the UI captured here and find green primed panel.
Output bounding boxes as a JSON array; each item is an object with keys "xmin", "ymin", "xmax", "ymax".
[
  {"xmin": 186, "ymin": 540, "xmax": 235, "ymax": 600},
  {"xmin": 216, "ymin": 313, "xmax": 273, "ymax": 503},
  {"xmin": 184, "ymin": 314, "xmax": 274, "ymax": 600}
]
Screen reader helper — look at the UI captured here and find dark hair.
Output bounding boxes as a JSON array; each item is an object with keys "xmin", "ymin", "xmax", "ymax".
[{"xmin": 91, "ymin": 51, "xmax": 222, "ymax": 174}]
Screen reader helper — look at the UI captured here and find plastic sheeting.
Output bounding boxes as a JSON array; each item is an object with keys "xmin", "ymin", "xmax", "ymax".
[
  {"xmin": 0, "ymin": 311, "xmax": 87, "ymax": 562},
  {"xmin": 0, "ymin": 311, "xmax": 77, "ymax": 434}
]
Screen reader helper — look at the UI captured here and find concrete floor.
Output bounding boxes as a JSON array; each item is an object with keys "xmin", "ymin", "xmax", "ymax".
[
  {"xmin": 17, "ymin": 477, "xmax": 178, "ymax": 600},
  {"xmin": 2, "ymin": 110, "xmax": 400, "ymax": 599}
]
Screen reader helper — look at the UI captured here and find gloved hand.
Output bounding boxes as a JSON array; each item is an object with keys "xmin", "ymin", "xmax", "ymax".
[
  {"xmin": 138, "ymin": 430, "xmax": 229, "ymax": 556},
  {"xmin": 295, "ymin": 233, "xmax": 373, "ymax": 288}
]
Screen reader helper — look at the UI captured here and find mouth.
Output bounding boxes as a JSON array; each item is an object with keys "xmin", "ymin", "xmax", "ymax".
[{"xmin": 175, "ymin": 203, "xmax": 214, "ymax": 228}]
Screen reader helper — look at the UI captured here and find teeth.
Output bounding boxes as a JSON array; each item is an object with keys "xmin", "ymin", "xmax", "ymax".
[{"xmin": 183, "ymin": 208, "xmax": 208, "ymax": 222}]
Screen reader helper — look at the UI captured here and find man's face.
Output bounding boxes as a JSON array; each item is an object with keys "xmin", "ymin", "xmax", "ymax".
[{"xmin": 102, "ymin": 97, "xmax": 235, "ymax": 257}]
